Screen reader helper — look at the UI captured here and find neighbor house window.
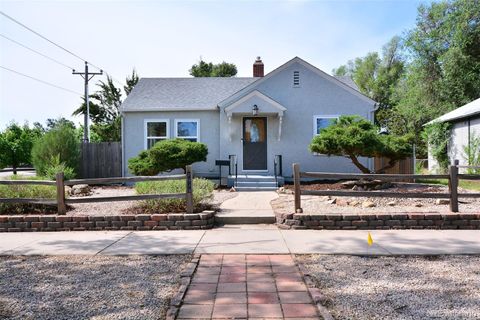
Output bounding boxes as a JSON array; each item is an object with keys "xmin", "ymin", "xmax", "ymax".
[
  {"xmin": 145, "ymin": 119, "xmax": 169, "ymax": 149},
  {"xmin": 175, "ymin": 119, "xmax": 199, "ymax": 142},
  {"xmin": 313, "ymin": 115, "xmax": 338, "ymax": 136}
]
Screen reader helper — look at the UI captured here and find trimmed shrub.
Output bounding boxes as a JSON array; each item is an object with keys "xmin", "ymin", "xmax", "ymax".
[
  {"xmin": 135, "ymin": 178, "xmax": 214, "ymax": 213},
  {"xmin": 128, "ymin": 138, "xmax": 208, "ymax": 175},
  {"xmin": 31, "ymin": 124, "xmax": 80, "ymax": 177},
  {"xmin": 0, "ymin": 175, "xmax": 57, "ymax": 214}
]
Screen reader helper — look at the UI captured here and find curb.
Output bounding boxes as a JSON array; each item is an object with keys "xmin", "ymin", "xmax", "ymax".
[{"xmin": 166, "ymin": 254, "xmax": 200, "ymax": 320}]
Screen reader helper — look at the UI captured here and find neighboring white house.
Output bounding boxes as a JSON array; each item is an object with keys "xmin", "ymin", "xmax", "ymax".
[
  {"xmin": 427, "ymin": 97, "xmax": 480, "ymax": 172},
  {"xmin": 120, "ymin": 57, "xmax": 377, "ymax": 189}
]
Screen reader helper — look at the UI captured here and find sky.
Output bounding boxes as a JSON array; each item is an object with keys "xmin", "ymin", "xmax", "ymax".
[{"xmin": 0, "ymin": 0, "xmax": 424, "ymax": 129}]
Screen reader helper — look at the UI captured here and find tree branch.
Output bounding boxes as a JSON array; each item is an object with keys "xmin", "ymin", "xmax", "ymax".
[
  {"xmin": 348, "ymin": 155, "xmax": 371, "ymax": 174},
  {"xmin": 376, "ymin": 158, "xmax": 397, "ymax": 174}
]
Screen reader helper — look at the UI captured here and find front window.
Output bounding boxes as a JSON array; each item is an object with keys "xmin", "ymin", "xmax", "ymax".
[
  {"xmin": 313, "ymin": 116, "xmax": 338, "ymax": 135},
  {"xmin": 145, "ymin": 120, "xmax": 168, "ymax": 149},
  {"xmin": 175, "ymin": 119, "xmax": 199, "ymax": 142}
]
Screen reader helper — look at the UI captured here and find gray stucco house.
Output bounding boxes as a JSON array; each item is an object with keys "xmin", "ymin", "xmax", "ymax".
[
  {"xmin": 120, "ymin": 57, "xmax": 376, "ymax": 189},
  {"xmin": 427, "ymin": 97, "xmax": 480, "ymax": 173}
]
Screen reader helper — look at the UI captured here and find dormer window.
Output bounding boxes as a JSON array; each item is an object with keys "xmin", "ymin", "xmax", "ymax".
[{"xmin": 293, "ymin": 71, "xmax": 300, "ymax": 87}]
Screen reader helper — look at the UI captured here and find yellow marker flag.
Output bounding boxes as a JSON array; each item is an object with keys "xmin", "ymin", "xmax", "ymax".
[{"xmin": 367, "ymin": 232, "xmax": 373, "ymax": 246}]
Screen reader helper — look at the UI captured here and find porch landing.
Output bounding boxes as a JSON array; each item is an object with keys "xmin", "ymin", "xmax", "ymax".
[
  {"xmin": 228, "ymin": 175, "xmax": 284, "ymax": 191},
  {"xmin": 215, "ymin": 191, "xmax": 278, "ymax": 224}
]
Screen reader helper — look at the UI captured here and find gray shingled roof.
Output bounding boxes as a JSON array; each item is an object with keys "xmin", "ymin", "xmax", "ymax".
[
  {"xmin": 334, "ymin": 75, "xmax": 360, "ymax": 91},
  {"xmin": 121, "ymin": 77, "xmax": 258, "ymax": 111},
  {"xmin": 121, "ymin": 75, "xmax": 360, "ymax": 112}
]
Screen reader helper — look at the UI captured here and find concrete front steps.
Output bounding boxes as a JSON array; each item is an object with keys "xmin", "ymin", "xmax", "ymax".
[
  {"xmin": 215, "ymin": 190, "xmax": 278, "ymax": 225},
  {"xmin": 229, "ymin": 175, "xmax": 282, "ymax": 191},
  {"xmin": 215, "ymin": 210, "xmax": 276, "ymax": 224}
]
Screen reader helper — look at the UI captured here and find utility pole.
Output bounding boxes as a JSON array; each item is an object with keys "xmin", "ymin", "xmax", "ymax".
[{"xmin": 73, "ymin": 61, "xmax": 102, "ymax": 142}]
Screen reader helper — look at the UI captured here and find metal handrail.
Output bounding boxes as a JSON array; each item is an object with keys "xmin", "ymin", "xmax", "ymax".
[
  {"xmin": 273, "ymin": 155, "xmax": 282, "ymax": 186},
  {"xmin": 229, "ymin": 155, "xmax": 238, "ymax": 188}
]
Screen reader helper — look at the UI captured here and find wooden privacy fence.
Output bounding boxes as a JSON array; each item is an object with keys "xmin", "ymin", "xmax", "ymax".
[
  {"xmin": 0, "ymin": 166, "xmax": 194, "ymax": 214},
  {"xmin": 293, "ymin": 160, "xmax": 480, "ymax": 213},
  {"xmin": 79, "ymin": 142, "xmax": 122, "ymax": 178}
]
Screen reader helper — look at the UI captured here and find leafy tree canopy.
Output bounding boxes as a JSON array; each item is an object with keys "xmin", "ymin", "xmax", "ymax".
[
  {"xmin": 128, "ymin": 139, "xmax": 208, "ymax": 175},
  {"xmin": 309, "ymin": 116, "xmax": 413, "ymax": 173},
  {"xmin": 189, "ymin": 59, "xmax": 237, "ymax": 77},
  {"xmin": 0, "ymin": 122, "xmax": 42, "ymax": 172}
]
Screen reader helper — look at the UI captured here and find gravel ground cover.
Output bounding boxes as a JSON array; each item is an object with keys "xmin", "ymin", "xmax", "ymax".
[
  {"xmin": 66, "ymin": 187, "xmax": 236, "ymax": 216},
  {"xmin": 0, "ymin": 255, "xmax": 191, "ymax": 320},
  {"xmin": 298, "ymin": 254, "xmax": 480, "ymax": 320},
  {"xmin": 273, "ymin": 183, "xmax": 480, "ymax": 214}
]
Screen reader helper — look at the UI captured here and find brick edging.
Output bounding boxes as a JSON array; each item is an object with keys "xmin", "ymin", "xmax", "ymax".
[
  {"xmin": 277, "ymin": 213, "xmax": 480, "ymax": 230},
  {"xmin": 295, "ymin": 257, "xmax": 334, "ymax": 320},
  {"xmin": 0, "ymin": 211, "xmax": 216, "ymax": 232},
  {"xmin": 166, "ymin": 254, "xmax": 200, "ymax": 320}
]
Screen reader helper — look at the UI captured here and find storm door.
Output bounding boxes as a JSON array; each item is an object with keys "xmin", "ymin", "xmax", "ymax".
[{"xmin": 242, "ymin": 117, "xmax": 267, "ymax": 171}]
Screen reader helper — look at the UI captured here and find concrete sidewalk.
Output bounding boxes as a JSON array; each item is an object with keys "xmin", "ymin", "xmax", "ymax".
[{"xmin": 1, "ymin": 227, "xmax": 479, "ymax": 255}]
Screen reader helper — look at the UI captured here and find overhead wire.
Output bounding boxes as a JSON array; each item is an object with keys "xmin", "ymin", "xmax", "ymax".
[
  {"xmin": 0, "ymin": 33, "xmax": 74, "ymax": 70},
  {"xmin": 0, "ymin": 11, "xmax": 124, "ymax": 86},
  {"xmin": 0, "ymin": 65, "xmax": 83, "ymax": 96}
]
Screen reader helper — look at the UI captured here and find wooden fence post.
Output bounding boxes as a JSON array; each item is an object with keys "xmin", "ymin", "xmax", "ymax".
[
  {"xmin": 293, "ymin": 163, "xmax": 303, "ymax": 213},
  {"xmin": 185, "ymin": 165, "xmax": 193, "ymax": 214},
  {"xmin": 56, "ymin": 172, "xmax": 66, "ymax": 215},
  {"xmin": 449, "ymin": 159, "xmax": 459, "ymax": 212}
]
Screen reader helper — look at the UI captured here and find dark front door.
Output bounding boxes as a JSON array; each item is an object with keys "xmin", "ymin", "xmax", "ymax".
[{"xmin": 243, "ymin": 117, "xmax": 267, "ymax": 170}]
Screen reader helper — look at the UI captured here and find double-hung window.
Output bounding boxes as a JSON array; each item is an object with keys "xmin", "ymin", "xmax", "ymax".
[
  {"xmin": 175, "ymin": 119, "xmax": 200, "ymax": 142},
  {"xmin": 145, "ymin": 119, "xmax": 169, "ymax": 149},
  {"xmin": 313, "ymin": 115, "xmax": 338, "ymax": 136}
]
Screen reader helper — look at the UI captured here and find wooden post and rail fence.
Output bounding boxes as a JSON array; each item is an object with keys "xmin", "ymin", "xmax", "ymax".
[
  {"xmin": 293, "ymin": 160, "xmax": 480, "ymax": 213},
  {"xmin": 0, "ymin": 165, "xmax": 194, "ymax": 215}
]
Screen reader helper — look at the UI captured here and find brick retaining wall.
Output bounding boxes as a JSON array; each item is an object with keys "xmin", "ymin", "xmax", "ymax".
[
  {"xmin": 0, "ymin": 211, "xmax": 215, "ymax": 232},
  {"xmin": 277, "ymin": 213, "xmax": 480, "ymax": 230}
]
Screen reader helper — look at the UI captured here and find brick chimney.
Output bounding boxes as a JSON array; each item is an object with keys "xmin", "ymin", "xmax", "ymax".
[{"xmin": 253, "ymin": 56, "xmax": 264, "ymax": 77}]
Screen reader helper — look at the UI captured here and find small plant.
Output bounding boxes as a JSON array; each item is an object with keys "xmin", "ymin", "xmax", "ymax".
[
  {"xmin": 0, "ymin": 175, "xmax": 57, "ymax": 214},
  {"xmin": 135, "ymin": 178, "xmax": 214, "ymax": 213},
  {"xmin": 128, "ymin": 138, "xmax": 208, "ymax": 175},
  {"xmin": 43, "ymin": 155, "xmax": 76, "ymax": 180},
  {"xmin": 463, "ymin": 132, "xmax": 480, "ymax": 174}
]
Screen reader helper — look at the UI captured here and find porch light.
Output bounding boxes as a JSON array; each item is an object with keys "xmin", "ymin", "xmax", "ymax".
[{"xmin": 252, "ymin": 104, "xmax": 259, "ymax": 116}]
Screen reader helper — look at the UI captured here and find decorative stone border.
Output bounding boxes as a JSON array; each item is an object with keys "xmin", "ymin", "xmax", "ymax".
[
  {"xmin": 0, "ymin": 211, "xmax": 215, "ymax": 232},
  {"xmin": 277, "ymin": 213, "xmax": 480, "ymax": 230},
  {"xmin": 166, "ymin": 254, "xmax": 200, "ymax": 320}
]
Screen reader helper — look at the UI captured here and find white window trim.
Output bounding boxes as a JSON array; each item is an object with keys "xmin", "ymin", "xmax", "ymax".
[
  {"xmin": 144, "ymin": 119, "xmax": 169, "ymax": 149},
  {"xmin": 174, "ymin": 119, "xmax": 200, "ymax": 142},
  {"xmin": 312, "ymin": 115, "xmax": 339, "ymax": 136}
]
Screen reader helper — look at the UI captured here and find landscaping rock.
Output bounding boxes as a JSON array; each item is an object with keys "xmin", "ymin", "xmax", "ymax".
[
  {"xmin": 436, "ymin": 199, "xmax": 450, "ymax": 205},
  {"xmin": 387, "ymin": 201, "xmax": 397, "ymax": 206},
  {"xmin": 71, "ymin": 184, "xmax": 92, "ymax": 196},
  {"xmin": 362, "ymin": 201, "xmax": 376, "ymax": 208},
  {"xmin": 349, "ymin": 200, "xmax": 359, "ymax": 207},
  {"xmin": 414, "ymin": 203, "xmax": 423, "ymax": 207}
]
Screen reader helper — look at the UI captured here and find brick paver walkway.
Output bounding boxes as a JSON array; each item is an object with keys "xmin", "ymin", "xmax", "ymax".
[{"xmin": 177, "ymin": 254, "xmax": 320, "ymax": 319}]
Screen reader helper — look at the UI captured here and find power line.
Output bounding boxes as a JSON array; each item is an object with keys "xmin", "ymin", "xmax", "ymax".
[
  {"xmin": 0, "ymin": 11, "xmax": 86, "ymax": 63},
  {"xmin": 0, "ymin": 33, "xmax": 74, "ymax": 70},
  {"xmin": 0, "ymin": 65, "xmax": 82, "ymax": 96},
  {"xmin": 0, "ymin": 11, "xmax": 124, "ymax": 86}
]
